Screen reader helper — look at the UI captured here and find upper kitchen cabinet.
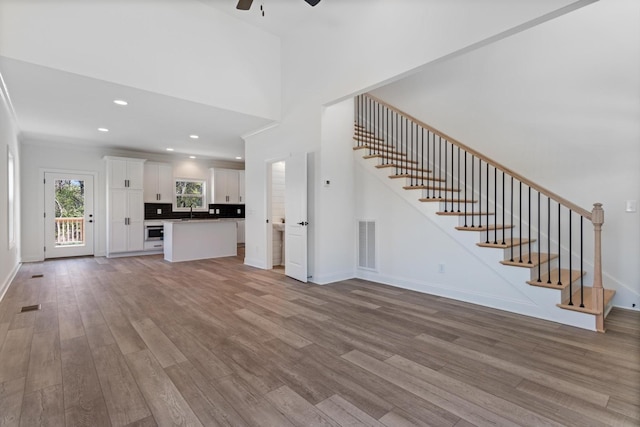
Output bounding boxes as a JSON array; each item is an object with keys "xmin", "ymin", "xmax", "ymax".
[
  {"xmin": 144, "ymin": 162, "xmax": 173, "ymax": 203},
  {"xmin": 105, "ymin": 156, "xmax": 145, "ymax": 189},
  {"xmin": 238, "ymin": 170, "xmax": 245, "ymax": 204},
  {"xmin": 211, "ymin": 168, "xmax": 245, "ymax": 204}
]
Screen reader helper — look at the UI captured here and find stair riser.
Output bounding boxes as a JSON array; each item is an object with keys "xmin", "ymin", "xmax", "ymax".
[
  {"xmin": 501, "ymin": 243, "xmax": 538, "ymax": 260},
  {"xmin": 458, "ymin": 228, "xmax": 513, "ymax": 242}
]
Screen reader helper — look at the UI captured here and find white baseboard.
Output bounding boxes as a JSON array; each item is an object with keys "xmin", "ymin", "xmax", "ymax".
[
  {"xmin": 311, "ymin": 270, "xmax": 355, "ymax": 285},
  {"xmin": 244, "ymin": 257, "xmax": 268, "ymax": 269},
  {"xmin": 0, "ymin": 261, "xmax": 21, "ymax": 303}
]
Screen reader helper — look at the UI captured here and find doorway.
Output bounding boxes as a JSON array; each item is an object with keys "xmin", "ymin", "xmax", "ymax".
[
  {"xmin": 44, "ymin": 172, "xmax": 95, "ymax": 258},
  {"xmin": 270, "ymin": 161, "xmax": 286, "ymax": 271},
  {"xmin": 266, "ymin": 153, "xmax": 308, "ymax": 282}
]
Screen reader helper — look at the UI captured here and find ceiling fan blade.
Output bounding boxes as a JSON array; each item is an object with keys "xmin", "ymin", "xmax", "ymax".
[
  {"xmin": 236, "ymin": 0, "xmax": 254, "ymax": 10},
  {"xmin": 304, "ymin": 0, "xmax": 321, "ymax": 6}
]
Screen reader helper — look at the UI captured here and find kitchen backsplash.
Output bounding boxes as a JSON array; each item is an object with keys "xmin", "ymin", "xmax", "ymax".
[{"xmin": 144, "ymin": 203, "xmax": 245, "ymax": 220}]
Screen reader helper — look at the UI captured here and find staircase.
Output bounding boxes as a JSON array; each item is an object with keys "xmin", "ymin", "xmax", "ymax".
[{"xmin": 354, "ymin": 94, "xmax": 615, "ymax": 332}]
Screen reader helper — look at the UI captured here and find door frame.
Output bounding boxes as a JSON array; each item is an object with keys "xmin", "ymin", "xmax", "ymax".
[
  {"xmin": 39, "ymin": 168, "xmax": 98, "ymax": 260},
  {"xmin": 265, "ymin": 156, "xmax": 288, "ymax": 270}
]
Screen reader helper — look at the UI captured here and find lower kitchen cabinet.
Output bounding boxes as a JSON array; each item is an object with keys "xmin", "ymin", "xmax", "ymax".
[{"xmin": 107, "ymin": 188, "xmax": 144, "ymax": 255}]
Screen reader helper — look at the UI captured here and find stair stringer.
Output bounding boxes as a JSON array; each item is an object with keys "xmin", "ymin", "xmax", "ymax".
[{"xmin": 355, "ymin": 154, "xmax": 597, "ymax": 330}]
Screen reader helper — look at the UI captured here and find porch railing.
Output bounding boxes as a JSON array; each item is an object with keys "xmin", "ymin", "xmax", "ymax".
[
  {"xmin": 55, "ymin": 217, "xmax": 84, "ymax": 245},
  {"xmin": 355, "ymin": 93, "xmax": 606, "ymax": 331}
]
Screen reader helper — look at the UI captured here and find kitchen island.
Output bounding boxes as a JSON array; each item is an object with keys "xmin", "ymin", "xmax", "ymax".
[{"xmin": 163, "ymin": 219, "xmax": 237, "ymax": 262}]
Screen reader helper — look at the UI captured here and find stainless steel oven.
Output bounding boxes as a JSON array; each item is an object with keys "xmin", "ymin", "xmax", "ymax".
[{"xmin": 145, "ymin": 224, "xmax": 164, "ymax": 241}]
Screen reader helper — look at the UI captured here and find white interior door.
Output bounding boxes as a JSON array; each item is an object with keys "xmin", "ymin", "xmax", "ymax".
[
  {"xmin": 285, "ymin": 152, "xmax": 308, "ymax": 282},
  {"xmin": 44, "ymin": 172, "xmax": 95, "ymax": 258}
]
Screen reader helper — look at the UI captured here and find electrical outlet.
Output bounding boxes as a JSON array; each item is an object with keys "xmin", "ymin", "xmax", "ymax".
[
  {"xmin": 216, "ymin": 209, "xmax": 220, "ymax": 214},
  {"xmin": 156, "ymin": 208, "xmax": 162, "ymax": 214},
  {"xmin": 237, "ymin": 209, "xmax": 241, "ymax": 214},
  {"xmin": 209, "ymin": 209, "xmax": 215, "ymax": 214}
]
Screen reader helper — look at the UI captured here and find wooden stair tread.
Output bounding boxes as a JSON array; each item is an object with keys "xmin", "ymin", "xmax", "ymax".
[
  {"xmin": 477, "ymin": 238, "xmax": 535, "ymax": 249},
  {"xmin": 364, "ymin": 154, "xmax": 418, "ymax": 163},
  {"xmin": 455, "ymin": 224, "xmax": 513, "ymax": 231},
  {"xmin": 404, "ymin": 185, "xmax": 460, "ymax": 192},
  {"xmin": 420, "ymin": 198, "xmax": 477, "ymax": 203},
  {"xmin": 557, "ymin": 287, "xmax": 616, "ymax": 315},
  {"xmin": 389, "ymin": 174, "xmax": 443, "ymax": 181},
  {"xmin": 500, "ymin": 253, "xmax": 558, "ymax": 268},
  {"xmin": 353, "ymin": 145, "xmax": 404, "ymax": 155},
  {"xmin": 437, "ymin": 211, "xmax": 494, "ymax": 216},
  {"xmin": 376, "ymin": 164, "xmax": 431, "ymax": 173},
  {"xmin": 527, "ymin": 268, "xmax": 584, "ymax": 289}
]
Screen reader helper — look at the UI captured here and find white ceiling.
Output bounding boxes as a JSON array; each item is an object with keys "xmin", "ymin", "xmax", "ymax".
[
  {"xmin": 1, "ymin": 56, "xmax": 274, "ymax": 160},
  {"xmin": 0, "ymin": 0, "xmax": 333, "ymax": 161},
  {"xmin": 199, "ymin": 0, "xmax": 334, "ymax": 37}
]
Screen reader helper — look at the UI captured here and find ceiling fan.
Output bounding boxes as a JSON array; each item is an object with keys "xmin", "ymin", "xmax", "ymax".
[{"xmin": 236, "ymin": 0, "xmax": 320, "ymax": 10}]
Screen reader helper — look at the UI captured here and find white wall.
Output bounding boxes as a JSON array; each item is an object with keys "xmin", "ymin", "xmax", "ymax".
[
  {"xmin": 244, "ymin": 0, "xmax": 592, "ymax": 281},
  {"xmin": 20, "ymin": 138, "xmax": 242, "ymax": 261},
  {"xmin": 0, "ymin": 0, "xmax": 280, "ymax": 120},
  {"xmin": 370, "ymin": 0, "xmax": 640, "ymax": 307},
  {"xmin": 0, "ymin": 73, "xmax": 21, "ymax": 300}
]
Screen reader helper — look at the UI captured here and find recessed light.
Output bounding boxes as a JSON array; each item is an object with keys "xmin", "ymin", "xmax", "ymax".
[
  {"xmin": 189, "ymin": 155, "xmax": 196, "ymax": 159},
  {"xmin": 189, "ymin": 135, "xmax": 199, "ymax": 139},
  {"xmin": 166, "ymin": 148, "xmax": 174, "ymax": 151},
  {"xmin": 98, "ymin": 128, "xmax": 109, "ymax": 132},
  {"xmin": 235, "ymin": 156, "xmax": 242, "ymax": 160},
  {"xmin": 113, "ymin": 99, "xmax": 128, "ymax": 106}
]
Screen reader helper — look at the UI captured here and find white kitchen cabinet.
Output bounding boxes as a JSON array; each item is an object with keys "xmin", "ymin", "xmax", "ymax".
[
  {"xmin": 108, "ymin": 189, "xmax": 144, "ymax": 253},
  {"xmin": 144, "ymin": 162, "xmax": 173, "ymax": 203},
  {"xmin": 106, "ymin": 156, "xmax": 144, "ymax": 189},
  {"xmin": 105, "ymin": 157, "xmax": 146, "ymax": 255},
  {"xmin": 238, "ymin": 170, "xmax": 245, "ymax": 204},
  {"xmin": 211, "ymin": 168, "xmax": 245, "ymax": 204}
]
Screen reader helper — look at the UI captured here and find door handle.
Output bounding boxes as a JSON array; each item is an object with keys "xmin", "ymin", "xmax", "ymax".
[{"xmin": 297, "ymin": 221, "xmax": 308, "ymax": 226}]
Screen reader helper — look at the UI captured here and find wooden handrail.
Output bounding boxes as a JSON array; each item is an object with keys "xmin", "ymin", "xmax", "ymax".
[{"xmin": 365, "ymin": 93, "xmax": 593, "ymax": 220}]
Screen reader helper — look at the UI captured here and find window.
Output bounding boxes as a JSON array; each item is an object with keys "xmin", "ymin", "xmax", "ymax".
[{"xmin": 175, "ymin": 179, "xmax": 206, "ymax": 210}]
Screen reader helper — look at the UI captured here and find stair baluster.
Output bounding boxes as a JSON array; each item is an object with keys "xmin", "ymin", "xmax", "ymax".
[
  {"xmin": 557, "ymin": 203, "xmax": 562, "ymax": 285},
  {"xmin": 569, "ymin": 210, "xmax": 574, "ymax": 305},
  {"xmin": 527, "ymin": 186, "xmax": 532, "ymax": 264}
]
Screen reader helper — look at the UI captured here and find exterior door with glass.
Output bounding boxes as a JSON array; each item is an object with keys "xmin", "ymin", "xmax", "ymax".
[{"xmin": 44, "ymin": 172, "xmax": 95, "ymax": 258}]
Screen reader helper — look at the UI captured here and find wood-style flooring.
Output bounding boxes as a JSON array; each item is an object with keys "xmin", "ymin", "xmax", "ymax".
[{"xmin": 0, "ymin": 250, "xmax": 638, "ymax": 426}]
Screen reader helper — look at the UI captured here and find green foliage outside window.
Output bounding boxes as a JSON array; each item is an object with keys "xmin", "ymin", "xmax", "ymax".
[
  {"xmin": 175, "ymin": 180, "xmax": 205, "ymax": 208},
  {"xmin": 55, "ymin": 180, "xmax": 85, "ymax": 218}
]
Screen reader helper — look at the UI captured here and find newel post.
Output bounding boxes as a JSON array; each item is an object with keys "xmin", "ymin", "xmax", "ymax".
[{"xmin": 592, "ymin": 203, "xmax": 605, "ymax": 332}]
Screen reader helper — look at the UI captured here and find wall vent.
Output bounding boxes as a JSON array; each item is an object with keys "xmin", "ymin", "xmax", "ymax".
[{"xmin": 358, "ymin": 220, "xmax": 376, "ymax": 270}]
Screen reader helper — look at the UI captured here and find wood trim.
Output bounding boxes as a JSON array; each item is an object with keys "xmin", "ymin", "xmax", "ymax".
[{"xmin": 364, "ymin": 93, "xmax": 593, "ymax": 220}]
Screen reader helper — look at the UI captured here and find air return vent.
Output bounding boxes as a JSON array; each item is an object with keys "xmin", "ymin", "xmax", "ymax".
[{"xmin": 358, "ymin": 220, "xmax": 376, "ymax": 270}]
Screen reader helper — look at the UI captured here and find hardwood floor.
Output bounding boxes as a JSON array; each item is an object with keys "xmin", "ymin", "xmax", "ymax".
[{"xmin": 0, "ymin": 251, "xmax": 638, "ymax": 426}]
